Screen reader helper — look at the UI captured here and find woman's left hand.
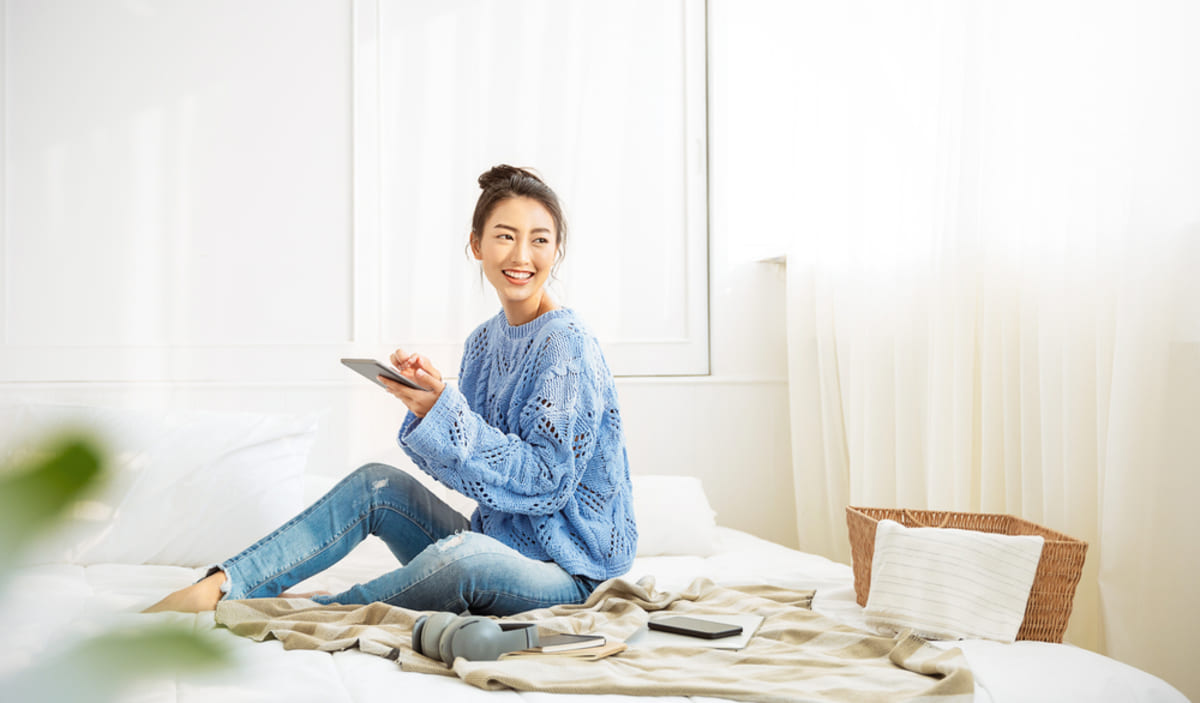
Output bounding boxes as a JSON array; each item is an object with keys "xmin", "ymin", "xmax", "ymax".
[{"xmin": 380, "ymin": 349, "xmax": 446, "ymax": 418}]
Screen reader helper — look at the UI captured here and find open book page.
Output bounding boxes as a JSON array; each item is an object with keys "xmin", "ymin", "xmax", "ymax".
[
  {"xmin": 533, "ymin": 632, "xmax": 605, "ymax": 652},
  {"xmin": 500, "ymin": 639, "xmax": 627, "ymax": 661}
]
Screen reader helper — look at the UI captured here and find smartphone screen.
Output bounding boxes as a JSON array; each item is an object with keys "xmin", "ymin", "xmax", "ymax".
[{"xmin": 340, "ymin": 358, "xmax": 431, "ymax": 392}]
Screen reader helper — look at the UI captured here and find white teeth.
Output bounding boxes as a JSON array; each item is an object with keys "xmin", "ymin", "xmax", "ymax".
[{"xmin": 504, "ymin": 270, "xmax": 533, "ymax": 279}]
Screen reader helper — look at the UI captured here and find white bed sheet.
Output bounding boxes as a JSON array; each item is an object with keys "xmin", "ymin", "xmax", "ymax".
[{"xmin": 0, "ymin": 527, "xmax": 1185, "ymax": 703}]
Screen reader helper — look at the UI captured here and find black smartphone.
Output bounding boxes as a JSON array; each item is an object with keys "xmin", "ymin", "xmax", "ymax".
[
  {"xmin": 340, "ymin": 358, "xmax": 432, "ymax": 392},
  {"xmin": 647, "ymin": 616, "xmax": 743, "ymax": 640}
]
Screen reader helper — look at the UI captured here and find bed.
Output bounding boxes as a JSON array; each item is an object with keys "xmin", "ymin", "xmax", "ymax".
[{"xmin": 0, "ymin": 403, "xmax": 1187, "ymax": 703}]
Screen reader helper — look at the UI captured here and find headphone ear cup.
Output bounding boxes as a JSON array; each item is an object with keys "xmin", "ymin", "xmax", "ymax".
[
  {"xmin": 439, "ymin": 616, "xmax": 487, "ymax": 664},
  {"xmin": 411, "ymin": 615, "xmax": 428, "ymax": 656},
  {"xmin": 449, "ymin": 620, "xmax": 540, "ymax": 662},
  {"xmin": 418, "ymin": 612, "xmax": 459, "ymax": 661}
]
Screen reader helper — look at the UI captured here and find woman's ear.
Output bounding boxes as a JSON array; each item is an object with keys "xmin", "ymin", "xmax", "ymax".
[{"xmin": 469, "ymin": 233, "xmax": 483, "ymax": 260}]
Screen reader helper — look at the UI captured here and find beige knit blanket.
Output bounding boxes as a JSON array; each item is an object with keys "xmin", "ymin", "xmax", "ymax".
[{"xmin": 214, "ymin": 577, "xmax": 974, "ymax": 702}]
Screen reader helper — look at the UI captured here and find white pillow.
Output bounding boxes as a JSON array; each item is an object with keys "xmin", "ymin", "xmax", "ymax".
[
  {"xmin": 0, "ymin": 403, "xmax": 318, "ymax": 567},
  {"xmin": 632, "ymin": 474, "xmax": 718, "ymax": 556}
]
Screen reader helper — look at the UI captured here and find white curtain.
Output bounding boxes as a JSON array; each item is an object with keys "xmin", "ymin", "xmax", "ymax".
[{"xmin": 782, "ymin": 1, "xmax": 1200, "ymax": 698}]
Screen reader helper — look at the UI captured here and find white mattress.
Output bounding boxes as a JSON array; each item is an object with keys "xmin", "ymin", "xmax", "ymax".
[{"xmin": 0, "ymin": 527, "xmax": 1185, "ymax": 703}]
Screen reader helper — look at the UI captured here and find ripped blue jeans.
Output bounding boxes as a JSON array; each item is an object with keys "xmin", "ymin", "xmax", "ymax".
[{"xmin": 210, "ymin": 463, "xmax": 598, "ymax": 615}]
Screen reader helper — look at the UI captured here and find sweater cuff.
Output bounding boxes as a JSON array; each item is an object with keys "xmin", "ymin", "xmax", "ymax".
[{"xmin": 400, "ymin": 384, "xmax": 469, "ymax": 463}]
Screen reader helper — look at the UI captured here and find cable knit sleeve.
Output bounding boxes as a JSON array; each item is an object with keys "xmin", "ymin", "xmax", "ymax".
[{"xmin": 399, "ymin": 331, "xmax": 603, "ymax": 516}]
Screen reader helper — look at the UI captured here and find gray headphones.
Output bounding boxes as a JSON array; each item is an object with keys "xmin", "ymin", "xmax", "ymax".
[{"xmin": 411, "ymin": 612, "xmax": 540, "ymax": 662}]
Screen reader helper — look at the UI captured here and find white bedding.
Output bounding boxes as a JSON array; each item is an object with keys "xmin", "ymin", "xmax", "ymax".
[{"xmin": 0, "ymin": 527, "xmax": 1185, "ymax": 703}]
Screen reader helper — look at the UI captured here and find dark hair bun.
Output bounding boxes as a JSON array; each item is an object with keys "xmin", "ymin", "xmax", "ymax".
[{"xmin": 478, "ymin": 164, "xmax": 544, "ymax": 190}]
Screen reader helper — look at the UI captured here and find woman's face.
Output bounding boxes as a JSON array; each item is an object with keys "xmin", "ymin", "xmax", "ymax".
[{"xmin": 471, "ymin": 196, "xmax": 559, "ymax": 324}]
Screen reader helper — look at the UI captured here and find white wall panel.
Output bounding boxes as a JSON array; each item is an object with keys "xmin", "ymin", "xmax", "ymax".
[
  {"xmin": 369, "ymin": 0, "xmax": 708, "ymax": 376},
  {"xmin": 4, "ymin": 0, "xmax": 353, "ymax": 351},
  {"xmin": 1, "ymin": 1, "xmax": 7, "ymax": 347},
  {"xmin": 2, "ymin": 0, "xmax": 705, "ymax": 382}
]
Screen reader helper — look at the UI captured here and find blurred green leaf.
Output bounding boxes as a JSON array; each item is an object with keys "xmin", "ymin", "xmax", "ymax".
[
  {"xmin": 74, "ymin": 623, "xmax": 231, "ymax": 674},
  {"xmin": 0, "ymin": 431, "xmax": 234, "ymax": 703},
  {"xmin": 4, "ymin": 623, "xmax": 232, "ymax": 703},
  {"xmin": 0, "ymin": 434, "xmax": 103, "ymax": 561}
]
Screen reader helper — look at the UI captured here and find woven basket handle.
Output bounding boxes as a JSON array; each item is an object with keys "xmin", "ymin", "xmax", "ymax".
[{"xmin": 902, "ymin": 509, "xmax": 951, "ymax": 529}]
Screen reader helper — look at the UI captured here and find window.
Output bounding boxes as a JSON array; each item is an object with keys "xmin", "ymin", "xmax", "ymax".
[{"xmin": 357, "ymin": 0, "xmax": 709, "ymax": 376}]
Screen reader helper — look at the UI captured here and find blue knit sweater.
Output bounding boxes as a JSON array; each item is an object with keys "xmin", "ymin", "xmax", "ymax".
[{"xmin": 398, "ymin": 308, "xmax": 637, "ymax": 581}]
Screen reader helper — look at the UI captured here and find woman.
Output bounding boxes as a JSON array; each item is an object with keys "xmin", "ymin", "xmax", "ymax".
[{"xmin": 145, "ymin": 165, "xmax": 637, "ymax": 615}]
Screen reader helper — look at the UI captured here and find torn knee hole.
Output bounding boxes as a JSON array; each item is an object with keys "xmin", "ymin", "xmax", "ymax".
[{"xmin": 435, "ymin": 533, "xmax": 467, "ymax": 552}]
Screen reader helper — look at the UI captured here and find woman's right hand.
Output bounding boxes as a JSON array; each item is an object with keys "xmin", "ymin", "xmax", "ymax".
[{"xmin": 381, "ymin": 348, "xmax": 445, "ymax": 418}]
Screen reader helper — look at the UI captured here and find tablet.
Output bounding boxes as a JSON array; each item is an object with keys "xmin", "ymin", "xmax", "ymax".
[{"xmin": 340, "ymin": 358, "xmax": 432, "ymax": 392}]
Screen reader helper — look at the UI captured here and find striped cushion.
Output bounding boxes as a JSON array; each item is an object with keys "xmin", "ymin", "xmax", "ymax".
[{"xmin": 864, "ymin": 519, "xmax": 1044, "ymax": 642}]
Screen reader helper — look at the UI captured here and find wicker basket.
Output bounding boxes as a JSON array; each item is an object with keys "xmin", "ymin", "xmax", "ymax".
[{"xmin": 846, "ymin": 506, "xmax": 1088, "ymax": 643}]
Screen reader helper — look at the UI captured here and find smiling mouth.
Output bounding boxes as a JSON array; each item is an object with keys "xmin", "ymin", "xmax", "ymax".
[{"xmin": 503, "ymin": 269, "xmax": 534, "ymax": 284}]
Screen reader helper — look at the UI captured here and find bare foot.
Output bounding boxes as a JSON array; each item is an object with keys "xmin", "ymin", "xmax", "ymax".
[{"xmin": 142, "ymin": 571, "xmax": 227, "ymax": 613}]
